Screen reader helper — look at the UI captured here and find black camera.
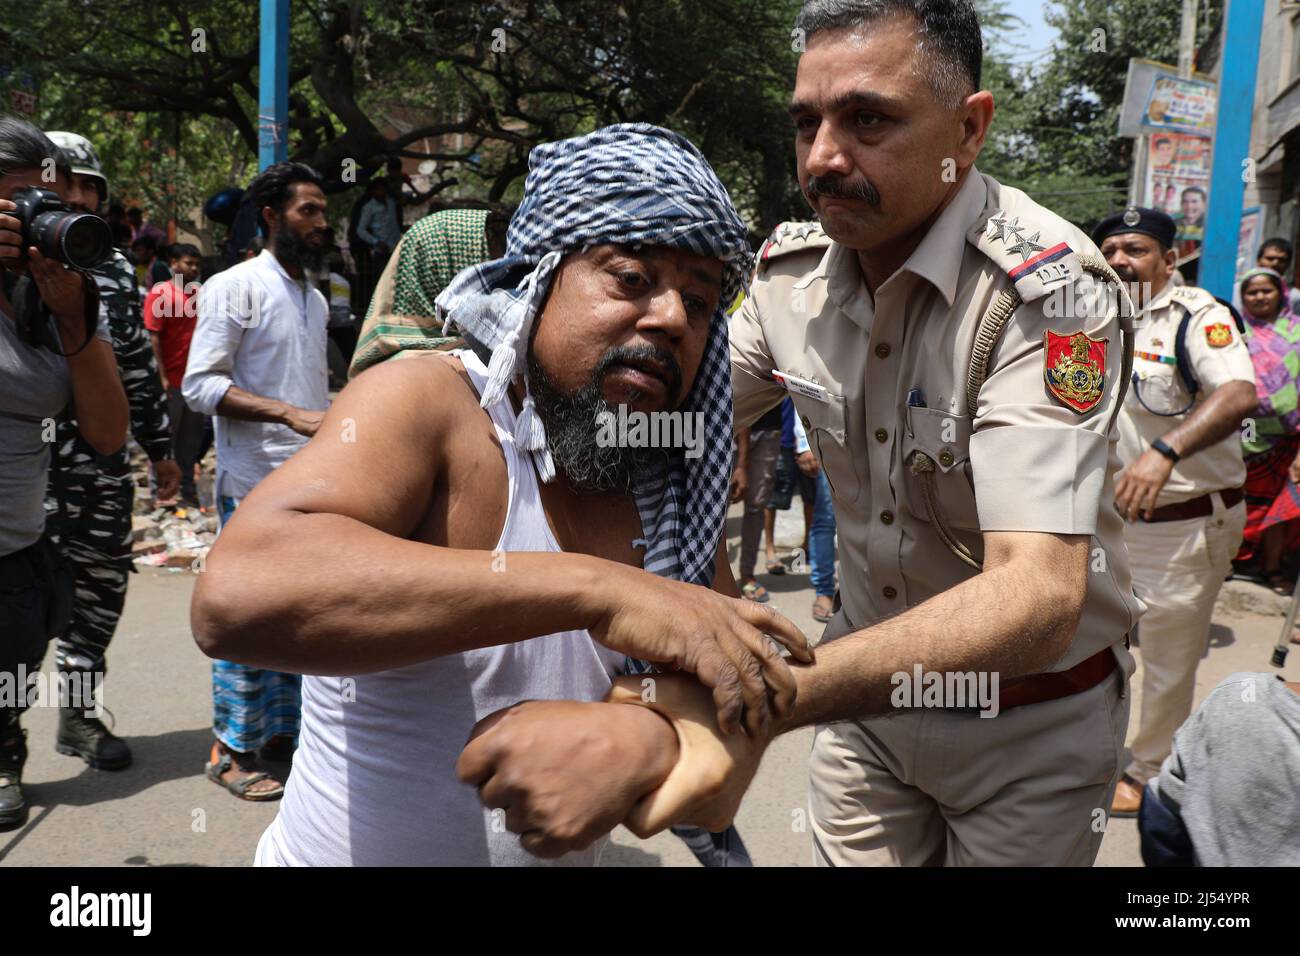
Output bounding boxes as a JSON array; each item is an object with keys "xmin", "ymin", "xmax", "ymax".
[{"xmin": 9, "ymin": 186, "xmax": 112, "ymax": 270}]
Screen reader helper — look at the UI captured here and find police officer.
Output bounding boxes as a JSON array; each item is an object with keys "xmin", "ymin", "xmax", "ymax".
[
  {"xmin": 1094, "ymin": 207, "xmax": 1258, "ymax": 818},
  {"xmin": 42, "ymin": 131, "xmax": 181, "ymax": 771},
  {"xmin": 722, "ymin": 0, "xmax": 1142, "ymax": 865}
]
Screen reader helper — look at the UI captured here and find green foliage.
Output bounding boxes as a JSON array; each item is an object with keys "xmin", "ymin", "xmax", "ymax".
[
  {"xmin": 992, "ymin": 0, "xmax": 1224, "ymax": 229},
  {"xmin": 6, "ymin": 0, "xmax": 808, "ymax": 236},
  {"xmin": 1, "ymin": 0, "xmax": 1229, "ymax": 241}
]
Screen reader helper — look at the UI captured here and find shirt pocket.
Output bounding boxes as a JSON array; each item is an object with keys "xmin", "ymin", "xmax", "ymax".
[
  {"xmin": 1131, "ymin": 361, "xmax": 1192, "ymax": 417},
  {"xmin": 902, "ymin": 406, "xmax": 979, "ymax": 531},
  {"xmin": 797, "ymin": 395, "xmax": 861, "ymax": 504}
]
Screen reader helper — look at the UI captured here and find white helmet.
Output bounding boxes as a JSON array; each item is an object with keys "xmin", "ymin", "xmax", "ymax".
[{"xmin": 45, "ymin": 130, "xmax": 108, "ymax": 205}]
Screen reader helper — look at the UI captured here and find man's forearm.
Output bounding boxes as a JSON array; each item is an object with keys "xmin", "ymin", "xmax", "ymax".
[
  {"xmin": 215, "ymin": 385, "xmax": 296, "ymax": 425},
  {"xmin": 356, "ymin": 217, "xmax": 377, "ymax": 247},
  {"xmin": 735, "ymin": 427, "xmax": 750, "ymax": 470},
  {"xmin": 776, "ymin": 546, "xmax": 1086, "ymax": 731},
  {"xmin": 148, "ymin": 332, "xmax": 168, "ymax": 389},
  {"xmin": 193, "ymin": 509, "xmax": 627, "ymax": 674},
  {"xmin": 1162, "ymin": 380, "xmax": 1257, "ymax": 458},
  {"xmin": 63, "ymin": 330, "xmax": 128, "ymax": 456}
]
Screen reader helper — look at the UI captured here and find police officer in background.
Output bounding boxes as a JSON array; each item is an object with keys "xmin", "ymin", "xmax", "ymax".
[
  {"xmin": 42, "ymin": 131, "xmax": 181, "ymax": 773},
  {"xmin": 1096, "ymin": 207, "xmax": 1258, "ymax": 818}
]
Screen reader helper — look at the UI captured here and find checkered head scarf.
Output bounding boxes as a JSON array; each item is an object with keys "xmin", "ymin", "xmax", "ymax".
[{"xmin": 435, "ymin": 123, "xmax": 751, "ymax": 587}]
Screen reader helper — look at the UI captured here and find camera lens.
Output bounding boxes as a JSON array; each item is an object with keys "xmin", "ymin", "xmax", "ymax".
[
  {"xmin": 30, "ymin": 210, "xmax": 113, "ymax": 269},
  {"xmin": 59, "ymin": 215, "xmax": 113, "ymax": 269}
]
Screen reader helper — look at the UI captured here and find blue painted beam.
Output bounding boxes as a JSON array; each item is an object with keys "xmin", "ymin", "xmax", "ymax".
[
  {"xmin": 258, "ymin": 0, "xmax": 290, "ymax": 170},
  {"xmin": 1200, "ymin": 0, "xmax": 1265, "ymax": 298}
]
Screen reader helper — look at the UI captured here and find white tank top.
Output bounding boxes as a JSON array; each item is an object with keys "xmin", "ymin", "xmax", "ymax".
[{"xmin": 256, "ymin": 350, "xmax": 626, "ymax": 866}]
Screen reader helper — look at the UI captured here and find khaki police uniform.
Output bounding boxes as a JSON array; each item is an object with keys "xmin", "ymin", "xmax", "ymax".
[
  {"xmin": 1117, "ymin": 282, "xmax": 1255, "ymax": 785},
  {"xmin": 731, "ymin": 170, "xmax": 1143, "ymax": 866}
]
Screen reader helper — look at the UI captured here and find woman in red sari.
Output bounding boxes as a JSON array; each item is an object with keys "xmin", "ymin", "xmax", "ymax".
[{"xmin": 1235, "ymin": 267, "xmax": 1300, "ymax": 593}]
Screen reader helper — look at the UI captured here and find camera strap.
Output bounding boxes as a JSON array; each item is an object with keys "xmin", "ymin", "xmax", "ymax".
[{"xmin": 6, "ymin": 269, "xmax": 100, "ymax": 357}]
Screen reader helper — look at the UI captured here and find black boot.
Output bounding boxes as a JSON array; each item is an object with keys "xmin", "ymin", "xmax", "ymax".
[
  {"xmin": 0, "ymin": 712, "xmax": 28, "ymax": 829},
  {"xmin": 56, "ymin": 708, "xmax": 131, "ymax": 771},
  {"xmin": 55, "ymin": 668, "xmax": 131, "ymax": 771}
]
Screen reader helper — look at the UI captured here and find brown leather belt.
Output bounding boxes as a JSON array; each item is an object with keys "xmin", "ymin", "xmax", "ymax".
[
  {"xmin": 1140, "ymin": 488, "xmax": 1243, "ymax": 523},
  {"xmin": 996, "ymin": 646, "xmax": 1118, "ymax": 712}
]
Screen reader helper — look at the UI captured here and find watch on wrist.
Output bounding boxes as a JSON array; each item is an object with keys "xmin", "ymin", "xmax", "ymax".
[{"xmin": 1152, "ymin": 438, "xmax": 1181, "ymax": 463}]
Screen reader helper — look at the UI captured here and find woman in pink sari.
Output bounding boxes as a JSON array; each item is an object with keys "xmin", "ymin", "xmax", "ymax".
[{"xmin": 1235, "ymin": 267, "xmax": 1300, "ymax": 594}]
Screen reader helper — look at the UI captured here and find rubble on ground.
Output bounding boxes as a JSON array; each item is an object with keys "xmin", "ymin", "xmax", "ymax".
[
  {"xmin": 131, "ymin": 506, "xmax": 217, "ymax": 572},
  {"xmin": 128, "ymin": 442, "xmax": 218, "ymax": 573}
]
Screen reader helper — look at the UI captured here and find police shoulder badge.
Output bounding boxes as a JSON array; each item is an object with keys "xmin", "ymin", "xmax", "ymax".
[
  {"xmin": 1044, "ymin": 330, "xmax": 1107, "ymax": 414},
  {"xmin": 1204, "ymin": 322, "xmax": 1233, "ymax": 348},
  {"xmin": 756, "ymin": 220, "xmax": 830, "ymax": 274}
]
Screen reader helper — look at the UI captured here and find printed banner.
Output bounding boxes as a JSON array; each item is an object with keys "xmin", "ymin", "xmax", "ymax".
[
  {"xmin": 1143, "ymin": 132, "xmax": 1211, "ymax": 260},
  {"xmin": 1141, "ymin": 74, "xmax": 1217, "ymax": 136}
]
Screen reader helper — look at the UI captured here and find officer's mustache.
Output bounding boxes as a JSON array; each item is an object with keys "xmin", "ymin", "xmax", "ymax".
[{"xmin": 806, "ymin": 174, "xmax": 880, "ymax": 206}]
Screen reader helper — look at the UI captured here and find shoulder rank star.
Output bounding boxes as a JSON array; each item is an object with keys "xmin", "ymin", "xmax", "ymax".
[
  {"xmin": 1044, "ymin": 330, "xmax": 1107, "ymax": 413},
  {"xmin": 760, "ymin": 221, "xmax": 825, "ymax": 265},
  {"xmin": 1204, "ymin": 322, "xmax": 1233, "ymax": 348},
  {"xmin": 1006, "ymin": 230, "xmax": 1046, "ymax": 262},
  {"xmin": 986, "ymin": 213, "xmax": 1024, "ymax": 243}
]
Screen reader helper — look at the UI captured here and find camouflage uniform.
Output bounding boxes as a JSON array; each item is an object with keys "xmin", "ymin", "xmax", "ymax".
[{"xmin": 43, "ymin": 250, "xmax": 172, "ymax": 674}]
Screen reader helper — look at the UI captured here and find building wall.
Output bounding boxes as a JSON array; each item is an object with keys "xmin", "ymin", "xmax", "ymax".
[{"xmin": 1255, "ymin": 0, "xmax": 1300, "ymax": 259}]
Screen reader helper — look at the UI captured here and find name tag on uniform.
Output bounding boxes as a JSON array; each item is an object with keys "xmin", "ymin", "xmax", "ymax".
[{"xmin": 773, "ymin": 370, "xmax": 833, "ymax": 403}]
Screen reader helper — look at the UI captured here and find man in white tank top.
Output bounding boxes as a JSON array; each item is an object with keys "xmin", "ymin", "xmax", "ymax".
[{"xmin": 190, "ymin": 124, "xmax": 810, "ymax": 866}]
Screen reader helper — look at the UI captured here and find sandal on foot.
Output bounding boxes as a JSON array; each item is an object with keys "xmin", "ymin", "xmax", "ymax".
[
  {"xmin": 740, "ymin": 581, "xmax": 770, "ymax": 603},
  {"xmin": 812, "ymin": 595, "xmax": 834, "ymax": 623},
  {"xmin": 766, "ymin": 560, "xmax": 786, "ymax": 575},
  {"xmin": 205, "ymin": 743, "xmax": 284, "ymax": 801},
  {"xmin": 1267, "ymin": 570, "xmax": 1295, "ymax": 596}
]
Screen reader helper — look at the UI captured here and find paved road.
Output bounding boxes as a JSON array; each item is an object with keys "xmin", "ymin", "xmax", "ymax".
[{"xmin": 4, "ymin": 504, "xmax": 1296, "ymax": 866}]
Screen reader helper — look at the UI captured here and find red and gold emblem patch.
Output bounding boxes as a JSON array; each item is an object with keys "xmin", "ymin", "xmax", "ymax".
[
  {"xmin": 1044, "ymin": 330, "xmax": 1107, "ymax": 414},
  {"xmin": 1204, "ymin": 322, "xmax": 1233, "ymax": 348}
]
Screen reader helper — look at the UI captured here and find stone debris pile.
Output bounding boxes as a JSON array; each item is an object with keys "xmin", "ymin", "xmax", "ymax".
[{"xmin": 132, "ymin": 507, "xmax": 217, "ymax": 572}]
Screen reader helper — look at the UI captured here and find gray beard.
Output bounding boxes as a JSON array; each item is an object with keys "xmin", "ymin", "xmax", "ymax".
[{"xmin": 526, "ymin": 351, "xmax": 670, "ymax": 494}]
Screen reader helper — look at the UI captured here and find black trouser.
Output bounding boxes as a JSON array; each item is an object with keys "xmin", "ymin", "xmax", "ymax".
[
  {"xmin": 45, "ymin": 438, "xmax": 136, "ymax": 675},
  {"xmin": 0, "ymin": 542, "xmax": 53, "ymax": 717},
  {"xmin": 360, "ymin": 247, "xmax": 391, "ymax": 313},
  {"xmin": 328, "ymin": 324, "xmax": 359, "ymax": 368},
  {"xmin": 166, "ymin": 387, "xmax": 209, "ymax": 499}
]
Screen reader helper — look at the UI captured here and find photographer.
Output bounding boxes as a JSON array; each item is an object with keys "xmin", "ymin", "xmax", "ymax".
[
  {"xmin": 0, "ymin": 117, "xmax": 127, "ymax": 829},
  {"xmin": 41, "ymin": 129, "xmax": 181, "ymax": 775}
]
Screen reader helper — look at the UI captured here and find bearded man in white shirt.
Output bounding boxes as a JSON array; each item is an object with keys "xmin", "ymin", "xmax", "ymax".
[{"xmin": 182, "ymin": 161, "xmax": 332, "ymax": 801}]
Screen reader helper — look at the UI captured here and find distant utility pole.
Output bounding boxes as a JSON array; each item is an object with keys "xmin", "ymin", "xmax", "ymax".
[
  {"xmin": 1178, "ymin": 0, "xmax": 1198, "ymax": 77},
  {"xmin": 258, "ymin": 0, "xmax": 289, "ymax": 171},
  {"xmin": 1201, "ymin": 0, "xmax": 1265, "ymax": 298}
]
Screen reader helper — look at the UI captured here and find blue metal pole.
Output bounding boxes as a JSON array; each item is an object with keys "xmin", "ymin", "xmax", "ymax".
[
  {"xmin": 1200, "ymin": 0, "xmax": 1265, "ymax": 298},
  {"xmin": 258, "ymin": 0, "xmax": 290, "ymax": 170}
]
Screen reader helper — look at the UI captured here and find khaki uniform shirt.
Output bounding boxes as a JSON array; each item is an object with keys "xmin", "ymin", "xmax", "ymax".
[
  {"xmin": 731, "ymin": 170, "xmax": 1143, "ymax": 672},
  {"xmin": 1116, "ymin": 283, "xmax": 1255, "ymax": 505}
]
